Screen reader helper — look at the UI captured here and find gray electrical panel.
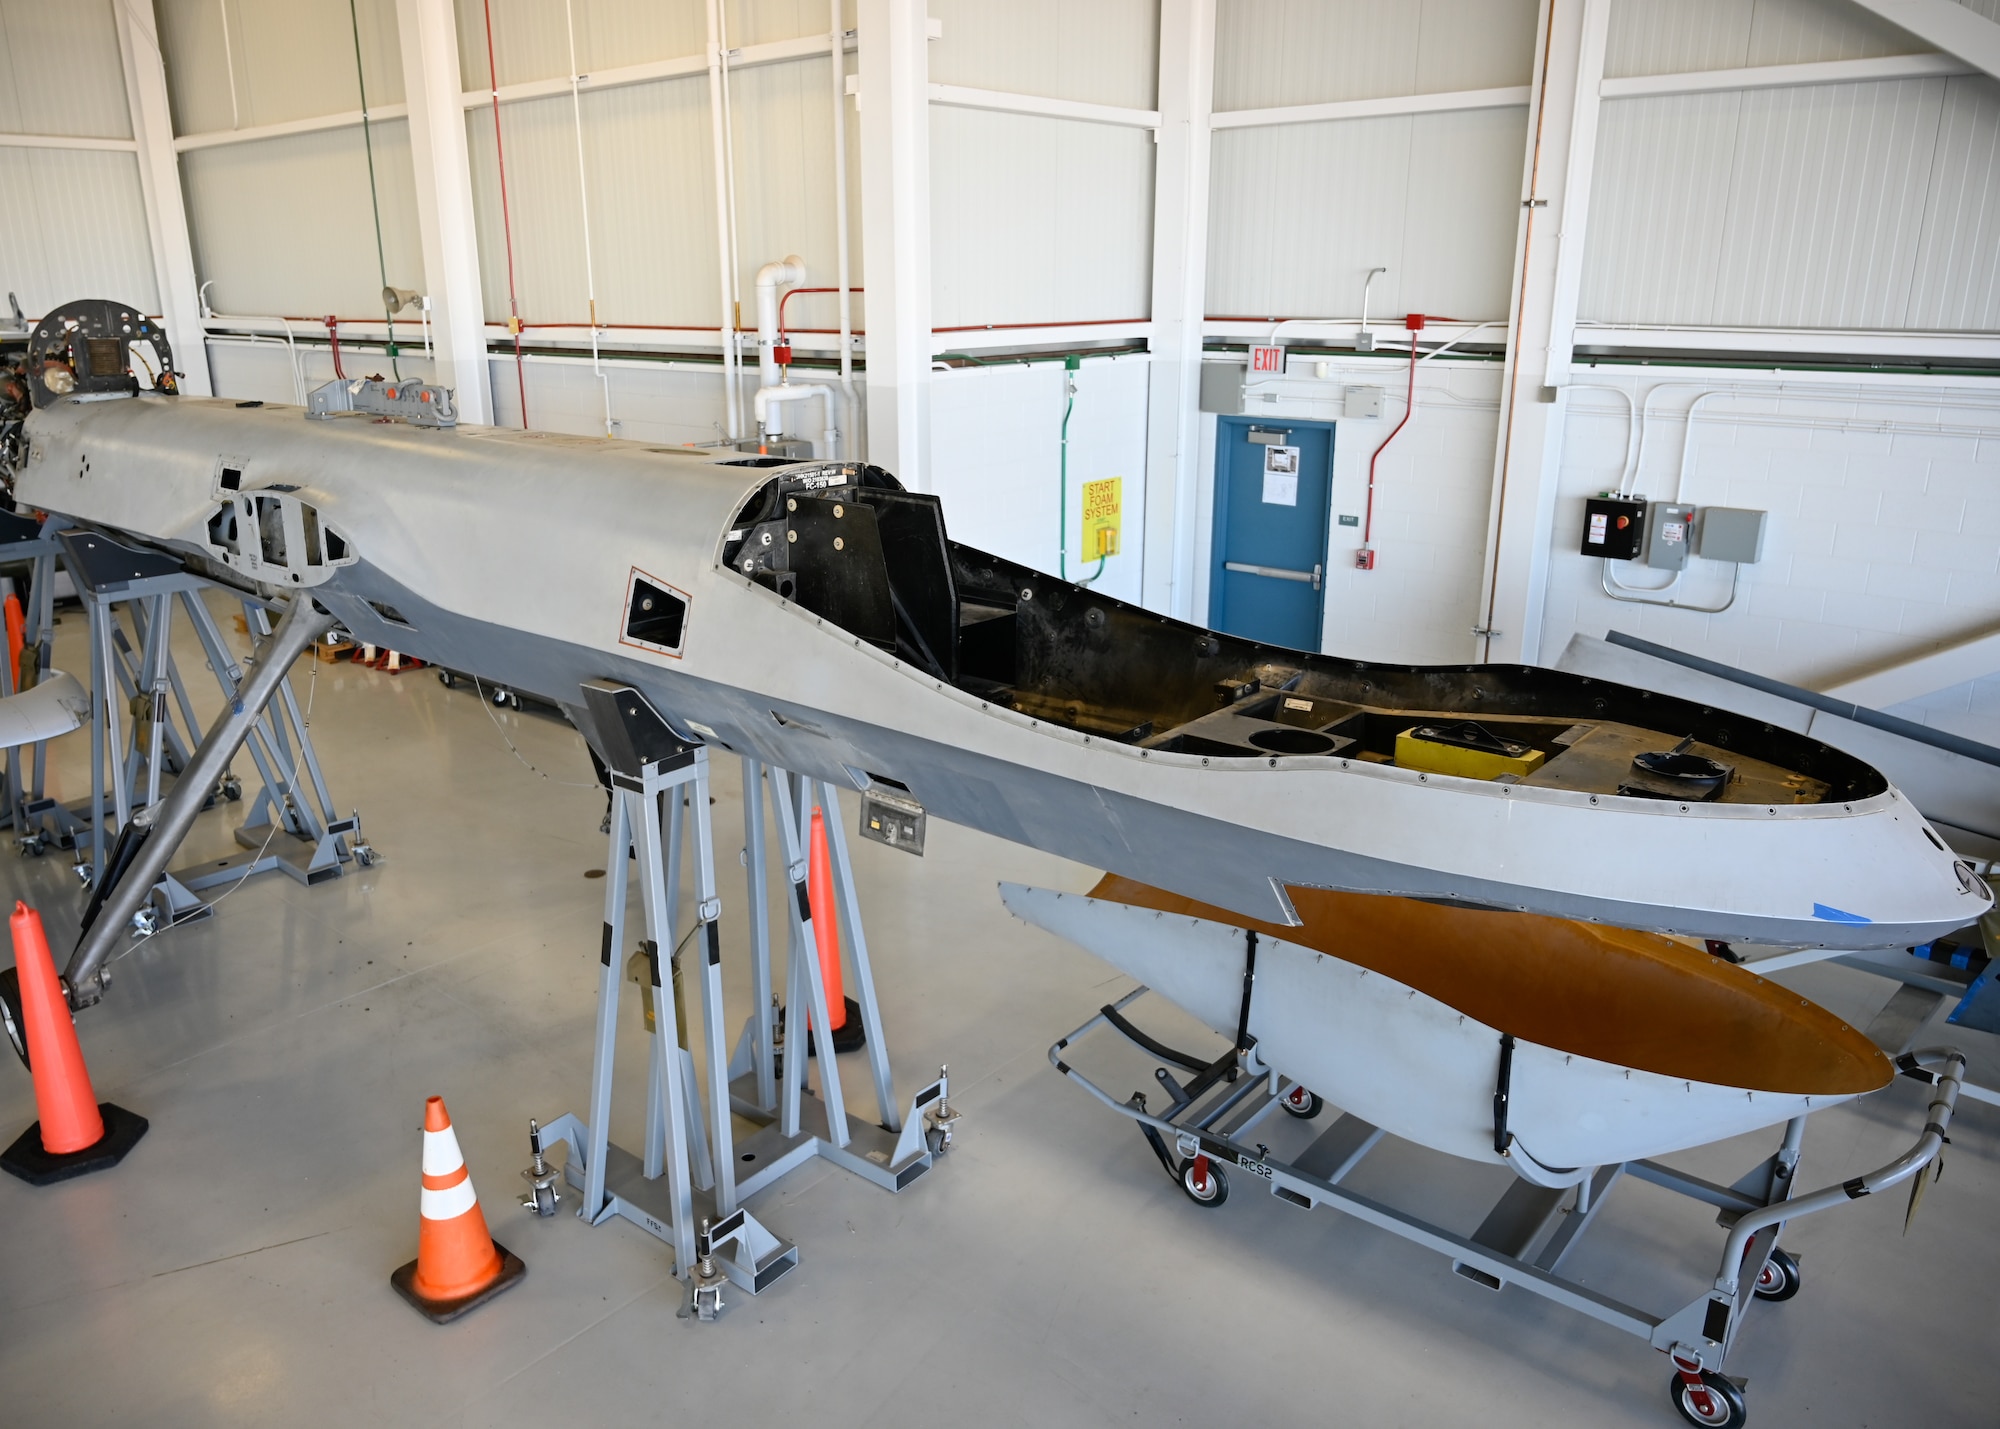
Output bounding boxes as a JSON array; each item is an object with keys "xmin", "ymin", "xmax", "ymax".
[
  {"xmin": 1198, "ymin": 361, "xmax": 1245, "ymax": 415},
  {"xmin": 1642, "ymin": 502, "xmax": 1695, "ymax": 570},
  {"xmin": 1694, "ymin": 506, "xmax": 1767, "ymax": 564}
]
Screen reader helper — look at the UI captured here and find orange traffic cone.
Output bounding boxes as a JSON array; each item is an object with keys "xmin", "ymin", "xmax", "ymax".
[
  {"xmin": 3, "ymin": 594, "xmax": 22, "ymax": 689},
  {"xmin": 0, "ymin": 901, "xmax": 148, "ymax": 1185},
  {"xmin": 806, "ymin": 806, "xmax": 864, "ymax": 1054},
  {"xmin": 390, "ymin": 1095, "xmax": 525, "ymax": 1322}
]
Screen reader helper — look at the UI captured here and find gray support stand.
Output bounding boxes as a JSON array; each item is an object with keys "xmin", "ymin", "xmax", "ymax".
[
  {"xmin": 64, "ymin": 592, "xmax": 335, "ymax": 1002},
  {"xmin": 535, "ymin": 686, "xmax": 956, "ymax": 1313},
  {"xmin": 67, "ymin": 571, "xmax": 371, "ymax": 922}
]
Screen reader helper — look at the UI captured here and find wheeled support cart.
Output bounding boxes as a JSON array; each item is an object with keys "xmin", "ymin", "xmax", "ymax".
[{"xmin": 1049, "ymin": 988, "xmax": 1966, "ymax": 1428}]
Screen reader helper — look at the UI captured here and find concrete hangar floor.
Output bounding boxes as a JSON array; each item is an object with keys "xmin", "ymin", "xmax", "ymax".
[{"xmin": 0, "ymin": 591, "xmax": 1993, "ymax": 1428}]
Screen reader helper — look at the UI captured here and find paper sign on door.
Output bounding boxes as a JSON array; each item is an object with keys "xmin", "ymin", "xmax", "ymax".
[{"xmin": 1262, "ymin": 444, "xmax": 1299, "ymax": 506}]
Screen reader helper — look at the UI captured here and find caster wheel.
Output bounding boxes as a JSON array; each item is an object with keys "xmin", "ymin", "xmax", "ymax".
[
  {"xmin": 1279, "ymin": 1085, "xmax": 1323, "ymax": 1119},
  {"xmin": 1669, "ymin": 1369, "xmax": 1747, "ymax": 1428},
  {"xmin": 1178, "ymin": 1156, "xmax": 1229, "ymax": 1208},
  {"xmin": 1752, "ymin": 1247, "xmax": 1800, "ymax": 1302},
  {"xmin": 437, "ymin": 669, "xmax": 457, "ymax": 688}
]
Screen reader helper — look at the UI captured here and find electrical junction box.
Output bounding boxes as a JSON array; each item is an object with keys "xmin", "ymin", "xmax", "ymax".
[
  {"xmin": 1694, "ymin": 506, "xmax": 1767, "ymax": 564},
  {"xmin": 1198, "ymin": 361, "xmax": 1245, "ymax": 415},
  {"xmin": 860, "ymin": 787, "xmax": 925, "ymax": 856},
  {"xmin": 1581, "ymin": 495, "xmax": 1646, "ymax": 560},
  {"xmin": 1344, "ymin": 386, "xmax": 1383, "ymax": 419},
  {"xmin": 1643, "ymin": 502, "xmax": 1696, "ymax": 571}
]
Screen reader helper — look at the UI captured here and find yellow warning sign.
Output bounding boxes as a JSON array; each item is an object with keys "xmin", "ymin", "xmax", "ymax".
[{"xmin": 1081, "ymin": 476, "xmax": 1121, "ymax": 559}]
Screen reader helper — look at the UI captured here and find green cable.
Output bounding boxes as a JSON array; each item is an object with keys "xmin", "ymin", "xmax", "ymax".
[
  {"xmin": 1059, "ymin": 390, "xmax": 1073, "ymax": 580},
  {"xmin": 348, "ymin": 0, "xmax": 401, "ymax": 379},
  {"xmin": 1058, "ymin": 353, "xmax": 1081, "ymax": 581}
]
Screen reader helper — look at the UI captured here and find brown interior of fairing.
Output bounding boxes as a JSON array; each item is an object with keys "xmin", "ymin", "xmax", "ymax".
[
  {"xmin": 1088, "ymin": 874, "xmax": 1892, "ymax": 1096},
  {"xmin": 718, "ymin": 468, "xmax": 1886, "ymax": 806}
]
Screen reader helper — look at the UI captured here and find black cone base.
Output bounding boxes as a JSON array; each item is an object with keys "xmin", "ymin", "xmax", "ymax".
[
  {"xmin": 1, "ymin": 1103, "xmax": 149, "ymax": 1186},
  {"xmin": 796, "ymin": 996, "xmax": 866, "ymax": 1056},
  {"xmin": 390, "ymin": 1242, "xmax": 526, "ymax": 1324}
]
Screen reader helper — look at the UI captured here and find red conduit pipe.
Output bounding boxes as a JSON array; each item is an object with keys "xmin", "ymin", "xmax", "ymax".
[
  {"xmin": 1359, "ymin": 314, "xmax": 1425, "ymax": 569},
  {"xmin": 481, "ymin": 0, "xmax": 529, "ymax": 428},
  {"xmin": 776, "ymin": 286, "xmax": 861, "ymax": 340}
]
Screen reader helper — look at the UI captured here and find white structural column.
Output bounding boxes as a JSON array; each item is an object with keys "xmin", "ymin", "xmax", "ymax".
[
  {"xmin": 1142, "ymin": 0, "xmax": 1216, "ymax": 620},
  {"xmin": 396, "ymin": 0, "xmax": 493, "ymax": 425},
  {"xmin": 1847, "ymin": 0, "xmax": 2000, "ymax": 82},
  {"xmin": 111, "ymin": 1, "xmax": 211, "ymax": 396},
  {"xmin": 1475, "ymin": 0, "xmax": 1608, "ymax": 665},
  {"xmin": 857, "ymin": 0, "xmax": 932, "ymax": 487}
]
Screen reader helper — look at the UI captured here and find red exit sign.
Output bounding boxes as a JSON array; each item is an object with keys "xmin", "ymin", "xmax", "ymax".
[{"xmin": 1249, "ymin": 344, "xmax": 1284, "ymax": 374}]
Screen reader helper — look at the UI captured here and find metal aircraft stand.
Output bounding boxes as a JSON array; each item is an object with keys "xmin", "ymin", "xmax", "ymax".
[
  {"xmin": 57, "ymin": 529, "xmax": 370, "ymax": 933},
  {"xmin": 1050, "ymin": 988, "xmax": 1968, "ymax": 1428},
  {"xmin": 535, "ymin": 682, "xmax": 955, "ymax": 1312}
]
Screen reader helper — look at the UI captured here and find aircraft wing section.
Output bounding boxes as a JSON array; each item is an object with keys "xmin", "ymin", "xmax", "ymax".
[{"xmin": 0, "ymin": 670, "xmax": 89, "ymax": 749}]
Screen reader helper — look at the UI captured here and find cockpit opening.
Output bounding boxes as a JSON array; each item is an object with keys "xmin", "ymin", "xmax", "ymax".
[{"xmin": 719, "ymin": 468, "xmax": 1884, "ymax": 804}]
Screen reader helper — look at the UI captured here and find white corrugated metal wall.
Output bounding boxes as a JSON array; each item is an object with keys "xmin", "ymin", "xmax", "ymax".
[
  {"xmin": 0, "ymin": 0, "xmax": 158, "ymax": 315},
  {"xmin": 1583, "ymin": 1, "xmax": 2000, "ymax": 329},
  {"xmin": 161, "ymin": 0, "xmax": 417, "ymax": 319},
  {"xmin": 1206, "ymin": 0, "xmax": 1538, "ymax": 321}
]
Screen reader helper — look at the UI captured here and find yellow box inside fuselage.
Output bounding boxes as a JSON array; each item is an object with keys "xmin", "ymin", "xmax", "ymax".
[{"xmin": 1393, "ymin": 727, "xmax": 1547, "ymax": 781}]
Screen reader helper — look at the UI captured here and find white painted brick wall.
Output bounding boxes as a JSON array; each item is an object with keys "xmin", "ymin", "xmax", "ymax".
[{"xmin": 1543, "ymin": 369, "xmax": 2000, "ymax": 745}]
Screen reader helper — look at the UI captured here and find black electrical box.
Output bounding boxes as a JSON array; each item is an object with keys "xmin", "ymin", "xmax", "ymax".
[{"xmin": 1581, "ymin": 495, "xmax": 1646, "ymax": 560}]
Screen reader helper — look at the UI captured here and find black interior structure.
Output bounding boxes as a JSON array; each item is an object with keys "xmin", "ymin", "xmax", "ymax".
[{"xmin": 722, "ymin": 466, "xmax": 1883, "ymax": 805}]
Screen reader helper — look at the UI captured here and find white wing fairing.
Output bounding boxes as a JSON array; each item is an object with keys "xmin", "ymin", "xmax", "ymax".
[
  {"xmin": 0, "ymin": 670, "xmax": 88, "ymax": 749},
  {"xmin": 14, "ymin": 386, "xmax": 1988, "ymax": 948},
  {"xmin": 1001, "ymin": 881, "xmax": 1893, "ymax": 1173}
]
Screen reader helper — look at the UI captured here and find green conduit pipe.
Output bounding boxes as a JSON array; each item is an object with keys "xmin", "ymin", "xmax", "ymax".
[
  {"xmin": 1057, "ymin": 354, "xmax": 1106, "ymax": 586},
  {"xmin": 348, "ymin": 0, "xmax": 401, "ymax": 379}
]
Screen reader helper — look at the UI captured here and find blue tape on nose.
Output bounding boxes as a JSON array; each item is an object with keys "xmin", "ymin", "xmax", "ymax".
[{"xmin": 1812, "ymin": 902, "xmax": 1872, "ymax": 924}]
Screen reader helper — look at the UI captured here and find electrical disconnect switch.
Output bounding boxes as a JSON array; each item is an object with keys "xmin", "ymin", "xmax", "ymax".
[
  {"xmin": 1582, "ymin": 495, "xmax": 1646, "ymax": 560},
  {"xmin": 1643, "ymin": 502, "xmax": 1696, "ymax": 571}
]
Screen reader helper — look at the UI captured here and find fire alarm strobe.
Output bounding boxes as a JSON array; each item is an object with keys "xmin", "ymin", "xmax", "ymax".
[{"xmin": 1581, "ymin": 495, "xmax": 1646, "ymax": 561}]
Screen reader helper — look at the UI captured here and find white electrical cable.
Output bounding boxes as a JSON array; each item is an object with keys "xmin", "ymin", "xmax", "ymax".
[
  {"xmin": 828, "ymin": 0, "xmax": 857, "ymax": 459},
  {"xmin": 217, "ymin": 0, "xmax": 240, "ymax": 130},
  {"xmin": 717, "ymin": 1, "xmax": 746, "ymax": 439},
  {"xmin": 466, "ymin": 674, "xmax": 598, "ymax": 788},
  {"xmin": 563, "ymin": 0, "xmax": 614, "ymax": 437},
  {"xmin": 1416, "ymin": 320, "xmax": 1505, "ymax": 362}
]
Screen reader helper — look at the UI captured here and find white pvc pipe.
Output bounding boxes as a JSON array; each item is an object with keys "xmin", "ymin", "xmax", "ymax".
[
  {"xmin": 705, "ymin": 0, "xmax": 741, "ymax": 440},
  {"xmin": 754, "ymin": 382, "xmax": 837, "ymax": 456},
  {"xmin": 564, "ymin": 0, "xmax": 614, "ymax": 437},
  {"xmin": 755, "ymin": 256, "xmax": 808, "ymax": 392},
  {"xmin": 829, "ymin": 0, "xmax": 857, "ymax": 460}
]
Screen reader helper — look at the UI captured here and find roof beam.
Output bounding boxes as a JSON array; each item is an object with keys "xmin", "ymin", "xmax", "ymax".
[
  {"xmin": 1601, "ymin": 50, "xmax": 1971, "ymax": 99},
  {"xmin": 1844, "ymin": 0, "xmax": 2000, "ymax": 83},
  {"xmin": 1821, "ymin": 628, "xmax": 2000, "ymax": 709},
  {"xmin": 1211, "ymin": 85, "xmax": 1529, "ymax": 131}
]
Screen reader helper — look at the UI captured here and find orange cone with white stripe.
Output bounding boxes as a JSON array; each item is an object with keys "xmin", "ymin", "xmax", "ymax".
[
  {"xmin": 390, "ymin": 1095, "xmax": 525, "ymax": 1322},
  {"xmin": 0, "ymin": 901, "xmax": 149, "ymax": 1185}
]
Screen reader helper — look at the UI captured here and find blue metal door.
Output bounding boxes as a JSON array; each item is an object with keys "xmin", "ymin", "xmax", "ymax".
[{"xmin": 1209, "ymin": 418, "xmax": 1333, "ymax": 650}]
